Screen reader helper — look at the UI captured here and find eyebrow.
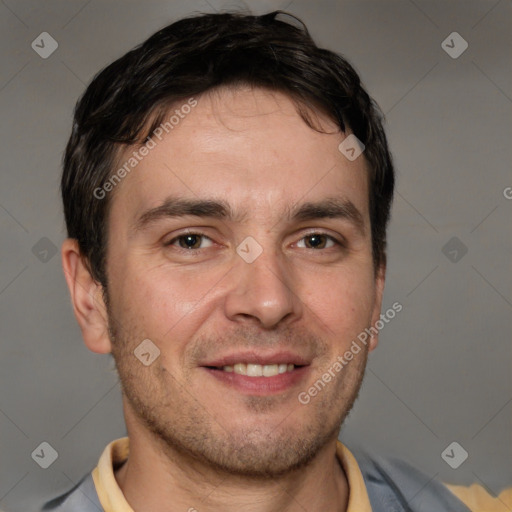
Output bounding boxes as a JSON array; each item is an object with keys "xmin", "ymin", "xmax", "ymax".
[
  {"xmin": 291, "ymin": 198, "xmax": 365, "ymax": 234},
  {"xmin": 131, "ymin": 196, "xmax": 365, "ymax": 236},
  {"xmin": 131, "ymin": 198, "xmax": 239, "ymax": 236}
]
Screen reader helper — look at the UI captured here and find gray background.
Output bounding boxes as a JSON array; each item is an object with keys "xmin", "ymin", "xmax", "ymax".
[{"xmin": 1, "ymin": 0, "xmax": 510, "ymax": 510}]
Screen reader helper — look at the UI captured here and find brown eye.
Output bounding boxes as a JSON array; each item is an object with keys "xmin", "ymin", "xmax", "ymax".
[
  {"xmin": 304, "ymin": 234, "xmax": 327, "ymax": 249},
  {"xmin": 167, "ymin": 234, "xmax": 213, "ymax": 250},
  {"xmin": 179, "ymin": 234, "xmax": 202, "ymax": 249},
  {"xmin": 298, "ymin": 234, "xmax": 337, "ymax": 249}
]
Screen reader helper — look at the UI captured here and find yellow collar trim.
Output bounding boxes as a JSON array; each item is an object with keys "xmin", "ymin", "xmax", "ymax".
[{"xmin": 92, "ymin": 437, "xmax": 372, "ymax": 512}]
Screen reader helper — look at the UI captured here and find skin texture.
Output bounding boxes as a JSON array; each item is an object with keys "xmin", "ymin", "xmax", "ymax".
[{"xmin": 62, "ymin": 86, "xmax": 385, "ymax": 512}]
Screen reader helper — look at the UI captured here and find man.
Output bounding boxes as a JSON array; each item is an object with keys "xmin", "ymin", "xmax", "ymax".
[{"xmin": 44, "ymin": 10, "xmax": 509, "ymax": 512}]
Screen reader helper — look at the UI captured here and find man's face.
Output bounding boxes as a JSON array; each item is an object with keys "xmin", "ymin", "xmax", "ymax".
[{"xmin": 103, "ymin": 86, "xmax": 384, "ymax": 476}]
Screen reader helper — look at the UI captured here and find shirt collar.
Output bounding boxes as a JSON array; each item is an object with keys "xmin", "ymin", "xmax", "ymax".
[{"xmin": 92, "ymin": 437, "xmax": 372, "ymax": 512}]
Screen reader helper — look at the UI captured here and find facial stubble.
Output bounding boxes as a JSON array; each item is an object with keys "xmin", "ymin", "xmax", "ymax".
[{"xmin": 106, "ymin": 299, "xmax": 368, "ymax": 479}]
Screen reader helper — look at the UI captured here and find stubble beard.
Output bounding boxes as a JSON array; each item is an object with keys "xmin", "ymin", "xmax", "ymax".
[{"xmin": 106, "ymin": 301, "xmax": 368, "ymax": 479}]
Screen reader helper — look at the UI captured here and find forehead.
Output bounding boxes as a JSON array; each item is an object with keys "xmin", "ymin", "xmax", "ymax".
[{"xmin": 109, "ymin": 86, "xmax": 369, "ymax": 228}]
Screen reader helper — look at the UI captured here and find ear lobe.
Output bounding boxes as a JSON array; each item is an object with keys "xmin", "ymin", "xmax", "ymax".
[
  {"xmin": 368, "ymin": 264, "xmax": 386, "ymax": 352},
  {"xmin": 61, "ymin": 239, "xmax": 112, "ymax": 354}
]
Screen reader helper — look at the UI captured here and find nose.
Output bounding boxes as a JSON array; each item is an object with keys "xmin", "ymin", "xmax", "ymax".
[{"xmin": 223, "ymin": 246, "xmax": 302, "ymax": 329}]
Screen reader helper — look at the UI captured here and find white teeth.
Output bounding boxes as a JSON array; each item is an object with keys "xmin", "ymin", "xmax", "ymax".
[
  {"xmin": 223, "ymin": 363, "xmax": 295, "ymax": 377},
  {"xmin": 263, "ymin": 364, "xmax": 279, "ymax": 377},
  {"xmin": 233, "ymin": 363, "xmax": 246, "ymax": 375},
  {"xmin": 246, "ymin": 363, "xmax": 263, "ymax": 377}
]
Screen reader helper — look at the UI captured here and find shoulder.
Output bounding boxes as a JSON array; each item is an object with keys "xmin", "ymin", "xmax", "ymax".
[
  {"xmin": 39, "ymin": 473, "xmax": 102, "ymax": 512},
  {"xmin": 354, "ymin": 450, "xmax": 510, "ymax": 512},
  {"xmin": 353, "ymin": 450, "xmax": 474, "ymax": 511}
]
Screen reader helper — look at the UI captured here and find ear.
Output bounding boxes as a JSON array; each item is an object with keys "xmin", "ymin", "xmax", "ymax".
[
  {"xmin": 368, "ymin": 263, "xmax": 386, "ymax": 352},
  {"xmin": 61, "ymin": 239, "xmax": 112, "ymax": 354}
]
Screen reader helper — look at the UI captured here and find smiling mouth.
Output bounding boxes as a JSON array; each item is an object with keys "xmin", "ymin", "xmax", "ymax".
[
  {"xmin": 206, "ymin": 363, "xmax": 299, "ymax": 377},
  {"xmin": 203, "ymin": 360, "xmax": 310, "ymax": 395}
]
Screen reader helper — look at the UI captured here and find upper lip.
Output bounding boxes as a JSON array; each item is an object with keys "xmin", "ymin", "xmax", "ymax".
[{"xmin": 201, "ymin": 350, "xmax": 312, "ymax": 367}]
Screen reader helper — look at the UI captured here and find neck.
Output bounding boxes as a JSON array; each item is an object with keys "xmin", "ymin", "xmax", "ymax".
[{"xmin": 115, "ymin": 423, "xmax": 349, "ymax": 512}]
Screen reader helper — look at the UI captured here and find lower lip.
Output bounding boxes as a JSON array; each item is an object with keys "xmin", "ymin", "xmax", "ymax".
[{"xmin": 202, "ymin": 366, "xmax": 310, "ymax": 395}]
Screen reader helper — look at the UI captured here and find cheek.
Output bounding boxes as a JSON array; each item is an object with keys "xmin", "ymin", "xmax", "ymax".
[
  {"xmin": 110, "ymin": 260, "xmax": 225, "ymax": 349},
  {"xmin": 305, "ymin": 265, "xmax": 376, "ymax": 342}
]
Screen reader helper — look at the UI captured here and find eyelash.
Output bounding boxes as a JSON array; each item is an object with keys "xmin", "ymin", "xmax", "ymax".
[{"xmin": 165, "ymin": 231, "xmax": 344, "ymax": 251}]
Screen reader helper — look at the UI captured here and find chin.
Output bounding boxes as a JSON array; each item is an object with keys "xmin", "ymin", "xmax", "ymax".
[{"xmin": 150, "ymin": 416, "xmax": 341, "ymax": 479}]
